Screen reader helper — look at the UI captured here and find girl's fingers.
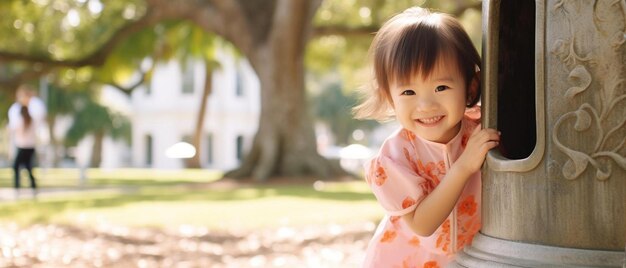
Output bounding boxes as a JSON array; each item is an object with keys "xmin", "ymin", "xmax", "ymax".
[
  {"xmin": 486, "ymin": 140, "xmax": 499, "ymax": 150},
  {"xmin": 477, "ymin": 141, "xmax": 499, "ymax": 155},
  {"xmin": 472, "ymin": 129, "xmax": 499, "ymax": 142},
  {"xmin": 488, "ymin": 131, "xmax": 501, "ymax": 142},
  {"xmin": 468, "ymin": 129, "xmax": 500, "ymax": 151}
]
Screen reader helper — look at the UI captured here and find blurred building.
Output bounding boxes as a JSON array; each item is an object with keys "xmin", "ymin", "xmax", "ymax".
[
  {"xmin": 51, "ymin": 49, "xmax": 260, "ymax": 170},
  {"xmin": 126, "ymin": 51, "xmax": 260, "ymax": 169}
]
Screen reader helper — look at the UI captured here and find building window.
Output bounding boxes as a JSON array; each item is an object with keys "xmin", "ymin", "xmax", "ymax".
[
  {"xmin": 235, "ymin": 66, "xmax": 244, "ymax": 97},
  {"xmin": 236, "ymin": 135, "xmax": 244, "ymax": 161},
  {"xmin": 145, "ymin": 81, "xmax": 152, "ymax": 95},
  {"xmin": 182, "ymin": 59, "xmax": 195, "ymax": 94},
  {"xmin": 145, "ymin": 135, "xmax": 153, "ymax": 166},
  {"xmin": 206, "ymin": 133, "xmax": 213, "ymax": 164},
  {"xmin": 182, "ymin": 135, "xmax": 192, "ymax": 144}
]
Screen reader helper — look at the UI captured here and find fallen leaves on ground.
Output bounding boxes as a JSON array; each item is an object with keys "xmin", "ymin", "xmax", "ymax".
[{"xmin": 0, "ymin": 221, "xmax": 376, "ymax": 268}]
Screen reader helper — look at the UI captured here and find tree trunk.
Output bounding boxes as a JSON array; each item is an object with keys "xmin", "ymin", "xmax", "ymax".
[
  {"xmin": 186, "ymin": 62, "xmax": 213, "ymax": 168},
  {"xmin": 0, "ymin": 0, "xmax": 352, "ymax": 181},
  {"xmin": 225, "ymin": 0, "xmax": 346, "ymax": 181},
  {"xmin": 90, "ymin": 131, "xmax": 104, "ymax": 167},
  {"xmin": 46, "ymin": 116, "xmax": 61, "ymax": 167}
]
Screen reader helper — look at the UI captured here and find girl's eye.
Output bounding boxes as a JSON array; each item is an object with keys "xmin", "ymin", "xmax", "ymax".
[
  {"xmin": 401, "ymin": 90, "xmax": 416, "ymax": 96},
  {"xmin": 435, "ymin": 85, "xmax": 449, "ymax": 92}
]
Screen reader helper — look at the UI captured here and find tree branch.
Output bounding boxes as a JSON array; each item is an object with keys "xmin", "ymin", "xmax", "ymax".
[
  {"xmin": 190, "ymin": 0, "xmax": 253, "ymax": 56},
  {"xmin": 105, "ymin": 72, "xmax": 147, "ymax": 96},
  {"xmin": 0, "ymin": 64, "xmax": 53, "ymax": 90},
  {"xmin": 105, "ymin": 55, "xmax": 158, "ymax": 96},
  {"xmin": 0, "ymin": 11, "xmax": 158, "ymax": 67},
  {"xmin": 0, "ymin": 0, "xmax": 203, "ymax": 68}
]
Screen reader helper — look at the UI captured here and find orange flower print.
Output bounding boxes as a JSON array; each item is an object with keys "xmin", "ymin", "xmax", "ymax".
[
  {"xmin": 403, "ymin": 147, "xmax": 420, "ymax": 174},
  {"xmin": 402, "ymin": 197, "xmax": 416, "ymax": 209},
  {"xmin": 459, "ymin": 195, "xmax": 477, "ymax": 216},
  {"xmin": 426, "ymin": 161, "xmax": 445, "ymax": 183},
  {"xmin": 419, "ymin": 180, "xmax": 436, "ymax": 194},
  {"xmin": 423, "ymin": 261, "xmax": 440, "ymax": 268},
  {"xmin": 402, "ymin": 129, "xmax": 417, "ymax": 142},
  {"xmin": 417, "ymin": 160, "xmax": 445, "ymax": 185},
  {"xmin": 457, "ymin": 217, "xmax": 481, "ymax": 250},
  {"xmin": 436, "ymin": 219, "xmax": 451, "ymax": 252},
  {"xmin": 390, "ymin": 216, "xmax": 401, "ymax": 224},
  {"xmin": 408, "ymin": 236, "xmax": 421, "ymax": 246},
  {"xmin": 462, "ymin": 216, "xmax": 478, "ymax": 231},
  {"xmin": 380, "ymin": 230, "xmax": 397, "ymax": 243},
  {"xmin": 373, "ymin": 165, "xmax": 387, "ymax": 186},
  {"xmin": 436, "ymin": 161, "xmax": 446, "ymax": 174}
]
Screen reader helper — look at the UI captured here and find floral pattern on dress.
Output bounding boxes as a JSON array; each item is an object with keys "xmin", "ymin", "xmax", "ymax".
[
  {"xmin": 401, "ymin": 129, "xmax": 417, "ymax": 142},
  {"xmin": 435, "ymin": 219, "xmax": 451, "ymax": 253},
  {"xmin": 381, "ymin": 230, "xmax": 398, "ymax": 243},
  {"xmin": 458, "ymin": 195, "xmax": 477, "ymax": 217},
  {"xmin": 408, "ymin": 236, "xmax": 421, "ymax": 247},
  {"xmin": 402, "ymin": 197, "xmax": 416, "ymax": 209},
  {"xmin": 369, "ymin": 160, "xmax": 388, "ymax": 186},
  {"xmin": 363, "ymin": 116, "xmax": 481, "ymax": 268},
  {"xmin": 423, "ymin": 261, "xmax": 440, "ymax": 268}
]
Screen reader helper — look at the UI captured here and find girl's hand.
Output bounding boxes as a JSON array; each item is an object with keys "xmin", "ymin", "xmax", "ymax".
[{"xmin": 456, "ymin": 126, "xmax": 500, "ymax": 175}]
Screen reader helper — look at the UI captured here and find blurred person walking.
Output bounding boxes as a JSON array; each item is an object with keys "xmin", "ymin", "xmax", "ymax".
[{"xmin": 8, "ymin": 84, "xmax": 47, "ymax": 191}]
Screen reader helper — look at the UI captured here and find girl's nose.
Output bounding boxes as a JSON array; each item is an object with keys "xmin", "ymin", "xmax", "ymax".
[{"xmin": 416, "ymin": 96, "xmax": 438, "ymax": 112}]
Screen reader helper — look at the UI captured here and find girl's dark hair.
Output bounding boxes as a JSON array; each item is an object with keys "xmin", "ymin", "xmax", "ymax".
[
  {"xmin": 20, "ymin": 106, "xmax": 32, "ymax": 129},
  {"xmin": 354, "ymin": 7, "xmax": 481, "ymax": 121}
]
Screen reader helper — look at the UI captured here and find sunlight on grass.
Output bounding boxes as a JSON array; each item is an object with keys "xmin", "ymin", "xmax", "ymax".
[
  {"xmin": 55, "ymin": 197, "xmax": 384, "ymax": 231},
  {"xmin": 313, "ymin": 180, "xmax": 371, "ymax": 194},
  {"xmin": 0, "ymin": 168, "xmax": 222, "ymax": 187},
  {"xmin": 0, "ymin": 178, "xmax": 382, "ymax": 231}
]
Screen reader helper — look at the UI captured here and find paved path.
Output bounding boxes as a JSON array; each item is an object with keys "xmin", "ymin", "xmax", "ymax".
[{"xmin": 0, "ymin": 186, "xmax": 140, "ymax": 202}]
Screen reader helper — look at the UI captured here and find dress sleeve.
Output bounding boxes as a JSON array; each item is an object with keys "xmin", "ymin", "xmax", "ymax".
[{"xmin": 365, "ymin": 138, "xmax": 430, "ymax": 216}]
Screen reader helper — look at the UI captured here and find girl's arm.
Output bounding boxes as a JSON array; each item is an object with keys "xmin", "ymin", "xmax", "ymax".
[{"xmin": 402, "ymin": 126, "xmax": 500, "ymax": 236}]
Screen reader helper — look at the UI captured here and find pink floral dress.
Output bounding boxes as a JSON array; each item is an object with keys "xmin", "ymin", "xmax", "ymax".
[{"xmin": 363, "ymin": 115, "xmax": 481, "ymax": 268}]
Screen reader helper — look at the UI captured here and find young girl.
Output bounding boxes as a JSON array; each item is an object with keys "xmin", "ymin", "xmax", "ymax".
[{"xmin": 354, "ymin": 7, "xmax": 500, "ymax": 267}]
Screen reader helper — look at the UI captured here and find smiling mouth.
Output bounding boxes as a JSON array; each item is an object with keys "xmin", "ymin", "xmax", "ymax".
[{"xmin": 416, "ymin": 115, "xmax": 444, "ymax": 126}]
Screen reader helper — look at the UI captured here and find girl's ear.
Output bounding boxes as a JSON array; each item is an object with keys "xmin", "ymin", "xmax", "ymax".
[{"xmin": 468, "ymin": 71, "xmax": 480, "ymax": 104}]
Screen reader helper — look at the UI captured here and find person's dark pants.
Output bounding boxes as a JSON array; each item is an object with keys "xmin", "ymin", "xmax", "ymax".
[{"xmin": 13, "ymin": 148, "xmax": 37, "ymax": 189}]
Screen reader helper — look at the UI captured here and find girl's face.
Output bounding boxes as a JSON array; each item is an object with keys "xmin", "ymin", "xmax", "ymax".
[{"xmin": 389, "ymin": 57, "xmax": 474, "ymax": 144}]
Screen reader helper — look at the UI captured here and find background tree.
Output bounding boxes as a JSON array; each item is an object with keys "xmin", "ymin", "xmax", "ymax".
[
  {"xmin": 0, "ymin": 0, "xmax": 482, "ymax": 181},
  {"xmin": 311, "ymin": 80, "xmax": 378, "ymax": 145},
  {"xmin": 64, "ymin": 88, "xmax": 131, "ymax": 167},
  {"xmin": 45, "ymin": 83, "xmax": 82, "ymax": 166}
]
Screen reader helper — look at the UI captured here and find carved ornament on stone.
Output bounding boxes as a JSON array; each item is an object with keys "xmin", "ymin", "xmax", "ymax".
[{"xmin": 551, "ymin": 0, "xmax": 626, "ymax": 180}]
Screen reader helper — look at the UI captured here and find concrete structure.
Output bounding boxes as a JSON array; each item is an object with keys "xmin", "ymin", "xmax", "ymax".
[{"xmin": 452, "ymin": 0, "xmax": 626, "ymax": 267}]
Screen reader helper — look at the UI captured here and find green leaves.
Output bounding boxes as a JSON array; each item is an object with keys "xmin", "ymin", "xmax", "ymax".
[
  {"xmin": 0, "ymin": 0, "xmax": 145, "ymax": 61},
  {"xmin": 64, "ymin": 89, "xmax": 130, "ymax": 146}
]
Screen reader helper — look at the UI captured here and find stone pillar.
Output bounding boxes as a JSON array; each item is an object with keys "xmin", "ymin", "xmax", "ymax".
[{"xmin": 452, "ymin": 0, "xmax": 626, "ymax": 267}]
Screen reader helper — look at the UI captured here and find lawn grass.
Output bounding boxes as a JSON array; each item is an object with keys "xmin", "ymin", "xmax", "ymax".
[
  {"xmin": 0, "ymin": 169, "xmax": 383, "ymax": 231},
  {"xmin": 0, "ymin": 168, "xmax": 223, "ymax": 187}
]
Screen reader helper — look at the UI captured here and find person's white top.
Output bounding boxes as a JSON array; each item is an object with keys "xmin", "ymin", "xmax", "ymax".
[
  {"xmin": 8, "ymin": 96, "xmax": 47, "ymax": 148},
  {"xmin": 8, "ymin": 96, "xmax": 46, "ymax": 126}
]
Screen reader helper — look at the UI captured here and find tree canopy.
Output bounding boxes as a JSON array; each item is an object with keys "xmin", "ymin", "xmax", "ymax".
[{"xmin": 0, "ymin": 0, "xmax": 482, "ymax": 180}]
